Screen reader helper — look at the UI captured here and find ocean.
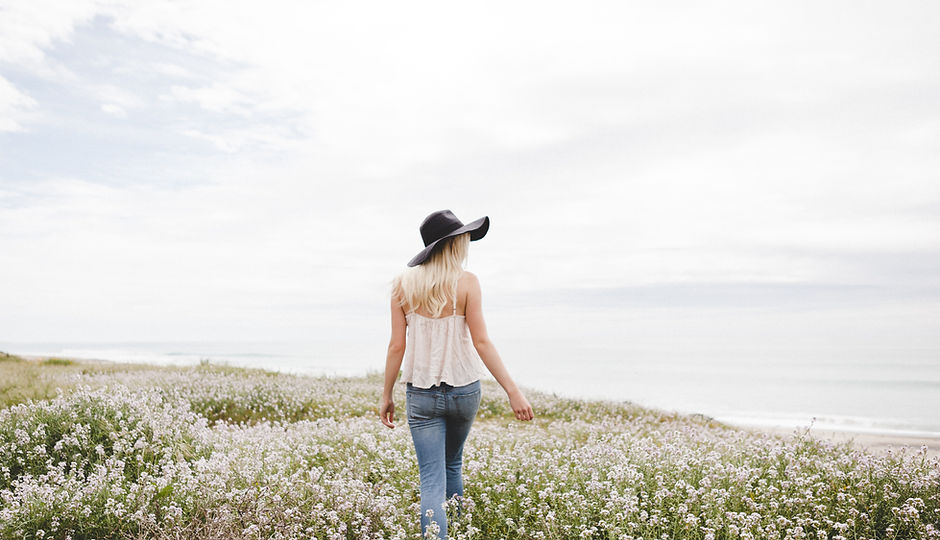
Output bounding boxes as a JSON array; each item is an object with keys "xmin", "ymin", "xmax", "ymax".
[{"xmin": 3, "ymin": 339, "xmax": 938, "ymax": 438}]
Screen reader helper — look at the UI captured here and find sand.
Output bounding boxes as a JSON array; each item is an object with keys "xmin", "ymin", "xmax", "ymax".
[{"xmin": 736, "ymin": 424, "xmax": 940, "ymax": 459}]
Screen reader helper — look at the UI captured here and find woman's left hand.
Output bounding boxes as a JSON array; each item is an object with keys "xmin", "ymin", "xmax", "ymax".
[{"xmin": 379, "ymin": 397, "xmax": 396, "ymax": 429}]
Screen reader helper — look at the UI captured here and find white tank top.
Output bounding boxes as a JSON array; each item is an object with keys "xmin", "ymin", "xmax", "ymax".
[{"xmin": 399, "ymin": 281, "xmax": 488, "ymax": 389}]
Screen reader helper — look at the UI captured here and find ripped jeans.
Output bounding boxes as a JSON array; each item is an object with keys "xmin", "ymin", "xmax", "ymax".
[{"xmin": 406, "ymin": 379, "xmax": 482, "ymax": 539}]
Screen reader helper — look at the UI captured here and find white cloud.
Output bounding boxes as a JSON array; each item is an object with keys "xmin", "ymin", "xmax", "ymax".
[
  {"xmin": 150, "ymin": 62, "xmax": 193, "ymax": 79},
  {"xmin": 179, "ymin": 127, "xmax": 236, "ymax": 152},
  {"xmin": 0, "ymin": 1, "xmax": 938, "ymax": 345},
  {"xmin": 164, "ymin": 83, "xmax": 253, "ymax": 116},
  {"xmin": 100, "ymin": 102, "xmax": 125, "ymax": 117},
  {"xmin": 0, "ymin": 0, "xmax": 101, "ymax": 76},
  {"xmin": 90, "ymin": 83, "xmax": 142, "ymax": 109},
  {"xmin": 0, "ymin": 75, "xmax": 37, "ymax": 131}
]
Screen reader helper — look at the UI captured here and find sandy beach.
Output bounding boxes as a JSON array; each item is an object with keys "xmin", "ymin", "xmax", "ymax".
[{"xmin": 739, "ymin": 424, "xmax": 940, "ymax": 459}]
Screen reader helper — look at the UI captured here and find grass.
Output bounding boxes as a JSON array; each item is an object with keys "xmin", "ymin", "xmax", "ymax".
[
  {"xmin": 41, "ymin": 357, "xmax": 75, "ymax": 366},
  {"xmin": 0, "ymin": 351, "xmax": 168, "ymax": 409},
  {"xmin": 1, "ymin": 354, "xmax": 937, "ymax": 539}
]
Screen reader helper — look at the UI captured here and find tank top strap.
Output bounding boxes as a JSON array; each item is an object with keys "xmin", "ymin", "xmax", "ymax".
[{"xmin": 452, "ymin": 279, "xmax": 458, "ymax": 316}]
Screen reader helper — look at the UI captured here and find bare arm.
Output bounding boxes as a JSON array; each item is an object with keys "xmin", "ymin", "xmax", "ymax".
[
  {"xmin": 464, "ymin": 272, "xmax": 534, "ymax": 421},
  {"xmin": 380, "ymin": 291, "xmax": 407, "ymax": 428}
]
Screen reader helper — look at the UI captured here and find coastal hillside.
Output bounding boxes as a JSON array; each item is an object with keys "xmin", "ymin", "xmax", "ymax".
[{"xmin": 1, "ymin": 353, "xmax": 938, "ymax": 539}]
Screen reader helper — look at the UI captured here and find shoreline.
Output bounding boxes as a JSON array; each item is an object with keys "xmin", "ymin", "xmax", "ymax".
[
  {"xmin": 8, "ymin": 352, "xmax": 940, "ymax": 459},
  {"xmin": 733, "ymin": 423, "xmax": 940, "ymax": 458}
]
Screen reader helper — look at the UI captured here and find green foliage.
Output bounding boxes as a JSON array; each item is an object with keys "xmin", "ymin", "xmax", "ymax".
[
  {"xmin": 41, "ymin": 357, "xmax": 75, "ymax": 366},
  {"xmin": 0, "ymin": 387, "xmax": 208, "ymax": 492},
  {"xmin": 0, "ymin": 351, "xmax": 24, "ymax": 362},
  {"xmin": 0, "ymin": 356, "xmax": 179, "ymax": 409},
  {"xmin": 0, "ymin": 358, "xmax": 937, "ymax": 539}
]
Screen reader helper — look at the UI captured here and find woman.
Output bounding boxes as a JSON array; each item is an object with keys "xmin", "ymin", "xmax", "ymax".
[{"xmin": 380, "ymin": 209, "xmax": 534, "ymax": 539}]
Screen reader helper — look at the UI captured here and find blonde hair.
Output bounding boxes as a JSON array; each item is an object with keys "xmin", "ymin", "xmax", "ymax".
[{"xmin": 391, "ymin": 233, "xmax": 470, "ymax": 317}]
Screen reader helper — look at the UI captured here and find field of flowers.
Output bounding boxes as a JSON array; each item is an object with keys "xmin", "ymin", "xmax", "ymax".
[{"xmin": 1, "ymin": 353, "xmax": 938, "ymax": 539}]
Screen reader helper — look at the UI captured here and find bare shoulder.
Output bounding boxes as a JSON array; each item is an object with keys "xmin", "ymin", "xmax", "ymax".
[{"xmin": 460, "ymin": 271, "xmax": 481, "ymax": 291}]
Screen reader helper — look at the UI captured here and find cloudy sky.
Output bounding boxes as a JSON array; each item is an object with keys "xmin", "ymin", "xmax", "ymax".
[{"xmin": 1, "ymin": 1, "xmax": 938, "ymax": 357}]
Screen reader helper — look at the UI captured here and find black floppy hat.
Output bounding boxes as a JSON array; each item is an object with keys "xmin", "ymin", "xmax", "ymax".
[{"xmin": 407, "ymin": 209, "xmax": 489, "ymax": 267}]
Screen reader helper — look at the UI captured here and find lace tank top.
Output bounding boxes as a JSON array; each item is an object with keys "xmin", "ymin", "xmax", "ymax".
[{"xmin": 400, "ymin": 282, "xmax": 488, "ymax": 389}]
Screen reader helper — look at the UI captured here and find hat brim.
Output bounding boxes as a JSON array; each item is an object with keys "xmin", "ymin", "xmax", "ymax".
[{"xmin": 406, "ymin": 216, "xmax": 489, "ymax": 267}]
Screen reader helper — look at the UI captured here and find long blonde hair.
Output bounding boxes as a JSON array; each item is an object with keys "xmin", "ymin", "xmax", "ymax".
[{"xmin": 391, "ymin": 233, "xmax": 470, "ymax": 317}]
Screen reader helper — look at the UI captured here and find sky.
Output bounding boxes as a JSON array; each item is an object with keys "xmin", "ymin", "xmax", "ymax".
[{"xmin": 1, "ymin": 1, "xmax": 938, "ymax": 358}]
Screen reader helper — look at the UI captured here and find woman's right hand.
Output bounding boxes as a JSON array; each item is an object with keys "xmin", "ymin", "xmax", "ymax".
[
  {"xmin": 379, "ymin": 397, "xmax": 396, "ymax": 429},
  {"xmin": 508, "ymin": 390, "xmax": 534, "ymax": 421}
]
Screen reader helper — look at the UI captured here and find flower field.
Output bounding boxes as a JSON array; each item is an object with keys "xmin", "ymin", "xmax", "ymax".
[{"xmin": 1, "ymin": 354, "xmax": 938, "ymax": 539}]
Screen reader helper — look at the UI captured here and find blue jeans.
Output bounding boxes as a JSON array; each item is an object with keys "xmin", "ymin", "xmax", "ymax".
[{"xmin": 406, "ymin": 379, "xmax": 482, "ymax": 539}]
